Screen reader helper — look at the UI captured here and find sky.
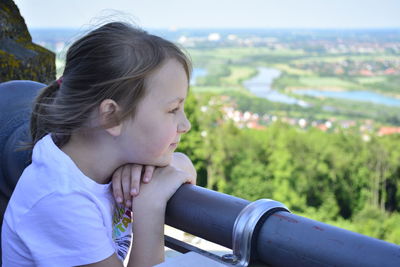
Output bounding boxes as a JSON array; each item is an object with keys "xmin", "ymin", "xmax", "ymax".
[{"xmin": 14, "ymin": 0, "xmax": 400, "ymax": 30}]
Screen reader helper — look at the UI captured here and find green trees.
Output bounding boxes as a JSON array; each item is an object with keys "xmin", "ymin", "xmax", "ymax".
[{"xmin": 178, "ymin": 92, "xmax": 400, "ymax": 244}]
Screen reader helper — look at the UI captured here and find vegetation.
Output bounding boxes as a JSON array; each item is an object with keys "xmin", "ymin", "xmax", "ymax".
[
  {"xmin": 187, "ymin": 45, "xmax": 400, "ymax": 127},
  {"xmin": 0, "ymin": 0, "xmax": 56, "ymax": 83},
  {"xmin": 179, "ymin": 43, "xmax": 400, "ymax": 245},
  {"xmin": 178, "ymin": 92, "xmax": 400, "ymax": 245}
]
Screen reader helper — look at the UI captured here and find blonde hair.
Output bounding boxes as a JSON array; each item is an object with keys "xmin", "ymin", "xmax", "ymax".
[{"xmin": 30, "ymin": 22, "xmax": 192, "ymax": 148}]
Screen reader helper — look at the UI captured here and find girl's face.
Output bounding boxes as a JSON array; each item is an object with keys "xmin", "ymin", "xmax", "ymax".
[{"xmin": 118, "ymin": 58, "xmax": 191, "ymax": 166}]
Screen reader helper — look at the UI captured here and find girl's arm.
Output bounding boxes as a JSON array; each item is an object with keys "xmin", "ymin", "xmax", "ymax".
[
  {"xmin": 79, "ymin": 165, "xmax": 196, "ymax": 267},
  {"xmin": 105, "ymin": 153, "xmax": 195, "ymax": 266},
  {"xmin": 127, "ymin": 165, "xmax": 196, "ymax": 267},
  {"xmin": 128, "ymin": 203, "xmax": 165, "ymax": 266},
  {"xmin": 171, "ymin": 152, "xmax": 197, "ymax": 179}
]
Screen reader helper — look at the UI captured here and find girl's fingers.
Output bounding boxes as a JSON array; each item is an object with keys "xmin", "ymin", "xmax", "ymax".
[
  {"xmin": 130, "ymin": 164, "xmax": 143, "ymax": 197},
  {"xmin": 112, "ymin": 168, "xmax": 123, "ymax": 204},
  {"xmin": 121, "ymin": 165, "xmax": 132, "ymax": 207},
  {"xmin": 185, "ymin": 176, "xmax": 196, "ymax": 185},
  {"xmin": 183, "ymin": 172, "xmax": 197, "ymax": 185},
  {"xmin": 142, "ymin": 165, "xmax": 155, "ymax": 183}
]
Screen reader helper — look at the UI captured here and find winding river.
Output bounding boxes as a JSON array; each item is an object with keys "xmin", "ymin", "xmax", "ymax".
[
  {"xmin": 243, "ymin": 67, "xmax": 400, "ymax": 107},
  {"xmin": 243, "ymin": 68, "xmax": 308, "ymax": 106}
]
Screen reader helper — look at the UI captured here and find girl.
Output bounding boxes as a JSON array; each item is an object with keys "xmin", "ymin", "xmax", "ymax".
[{"xmin": 2, "ymin": 22, "xmax": 196, "ymax": 267}]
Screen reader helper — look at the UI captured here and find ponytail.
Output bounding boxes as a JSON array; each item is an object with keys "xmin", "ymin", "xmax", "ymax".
[{"xmin": 29, "ymin": 80, "xmax": 66, "ymax": 148}]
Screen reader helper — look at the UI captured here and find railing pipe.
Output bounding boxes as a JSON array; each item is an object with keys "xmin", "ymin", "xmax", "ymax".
[
  {"xmin": 166, "ymin": 184, "xmax": 400, "ymax": 266},
  {"xmin": 166, "ymin": 183, "xmax": 249, "ymax": 248}
]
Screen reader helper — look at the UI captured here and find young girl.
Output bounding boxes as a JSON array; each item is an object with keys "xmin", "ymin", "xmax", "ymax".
[{"xmin": 2, "ymin": 22, "xmax": 196, "ymax": 266}]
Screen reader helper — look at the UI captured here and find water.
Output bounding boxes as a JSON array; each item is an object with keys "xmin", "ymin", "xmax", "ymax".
[
  {"xmin": 243, "ymin": 68, "xmax": 308, "ymax": 106},
  {"xmin": 193, "ymin": 66, "xmax": 400, "ymax": 107},
  {"xmin": 243, "ymin": 67, "xmax": 400, "ymax": 108},
  {"xmin": 293, "ymin": 89, "xmax": 400, "ymax": 107}
]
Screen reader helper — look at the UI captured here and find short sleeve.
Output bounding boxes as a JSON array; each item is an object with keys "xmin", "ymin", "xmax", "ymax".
[{"xmin": 15, "ymin": 192, "xmax": 115, "ymax": 266}]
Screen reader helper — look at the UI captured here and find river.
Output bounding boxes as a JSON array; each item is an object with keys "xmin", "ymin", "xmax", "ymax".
[
  {"xmin": 243, "ymin": 67, "xmax": 400, "ymax": 107},
  {"xmin": 293, "ymin": 89, "xmax": 400, "ymax": 107},
  {"xmin": 243, "ymin": 68, "xmax": 308, "ymax": 106}
]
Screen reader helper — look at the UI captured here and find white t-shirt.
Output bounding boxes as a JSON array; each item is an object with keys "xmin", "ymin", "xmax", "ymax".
[{"xmin": 2, "ymin": 134, "xmax": 132, "ymax": 266}]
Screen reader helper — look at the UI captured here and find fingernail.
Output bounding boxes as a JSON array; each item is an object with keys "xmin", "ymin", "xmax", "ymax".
[
  {"xmin": 116, "ymin": 197, "xmax": 122, "ymax": 203},
  {"xmin": 144, "ymin": 176, "xmax": 149, "ymax": 182},
  {"xmin": 126, "ymin": 200, "xmax": 131, "ymax": 207},
  {"xmin": 131, "ymin": 188, "xmax": 137, "ymax": 196}
]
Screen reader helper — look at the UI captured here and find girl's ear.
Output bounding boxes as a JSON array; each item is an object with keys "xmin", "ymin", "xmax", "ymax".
[{"xmin": 99, "ymin": 99, "xmax": 122, "ymax": 137}]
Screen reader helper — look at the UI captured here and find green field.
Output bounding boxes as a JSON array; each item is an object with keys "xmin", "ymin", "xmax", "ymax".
[{"xmin": 188, "ymin": 46, "xmax": 400, "ymax": 125}]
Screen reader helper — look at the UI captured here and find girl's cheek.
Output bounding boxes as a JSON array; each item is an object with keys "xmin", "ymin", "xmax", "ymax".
[{"xmin": 146, "ymin": 131, "xmax": 174, "ymax": 154}]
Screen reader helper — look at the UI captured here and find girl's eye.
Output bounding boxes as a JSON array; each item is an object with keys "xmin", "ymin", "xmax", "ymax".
[{"xmin": 169, "ymin": 107, "xmax": 179, "ymax": 114}]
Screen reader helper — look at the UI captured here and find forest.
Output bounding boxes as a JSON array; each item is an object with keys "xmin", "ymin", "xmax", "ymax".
[{"xmin": 177, "ymin": 92, "xmax": 400, "ymax": 245}]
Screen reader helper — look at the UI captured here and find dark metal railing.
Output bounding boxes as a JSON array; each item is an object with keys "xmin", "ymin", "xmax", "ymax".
[{"xmin": 166, "ymin": 184, "xmax": 400, "ymax": 267}]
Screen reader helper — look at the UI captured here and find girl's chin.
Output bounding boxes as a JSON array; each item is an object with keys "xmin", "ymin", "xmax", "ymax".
[
  {"xmin": 146, "ymin": 154, "xmax": 173, "ymax": 167},
  {"xmin": 125, "ymin": 151, "xmax": 174, "ymax": 167}
]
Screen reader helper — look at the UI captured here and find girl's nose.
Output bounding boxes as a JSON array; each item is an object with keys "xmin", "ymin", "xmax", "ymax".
[{"xmin": 178, "ymin": 113, "xmax": 191, "ymax": 133}]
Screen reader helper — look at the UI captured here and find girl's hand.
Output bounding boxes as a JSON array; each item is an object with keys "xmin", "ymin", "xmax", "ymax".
[
  {"xmin": 132, "ymin": 165, "xmax": 196, "ymax": 213},
  {"xmin": 112, "ymin": 152, "xmax": 196, "ymax": 209},
  {"xmin": 111, "ymin": 164, "xmax": 155, "ymax": 209}
]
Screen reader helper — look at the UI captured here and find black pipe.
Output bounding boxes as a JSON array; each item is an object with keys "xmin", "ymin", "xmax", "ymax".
[
  {"xmin": 166, "ymin": 183, "xmax": 249, "ymax": 249},
  {"xmin": 166, "ymin": 184, "xmax": 400, "ymax": 266},
  {"xmin": 257, "ymin": 211, "xmax": 400, "ymax": 266}
]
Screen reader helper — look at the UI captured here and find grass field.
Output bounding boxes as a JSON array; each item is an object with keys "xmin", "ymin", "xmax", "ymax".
[
  {"xmin": 297, "ymin": 76, "xmax": 360, "ymax": 90},
  {"xmin": 191, "ymin": 85, "xmax": 254, "ymax": 96},
  {"xmin": 220, "ymin": 65, "xmax": 257, "ymax": 85}
]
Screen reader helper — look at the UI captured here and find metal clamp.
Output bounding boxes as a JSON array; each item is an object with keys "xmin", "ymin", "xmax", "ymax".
[{"xmin": 226, "ymin": 199, "xmax": 290, "ymax": 267}]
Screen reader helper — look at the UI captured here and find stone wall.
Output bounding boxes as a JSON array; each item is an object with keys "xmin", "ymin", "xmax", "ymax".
[{"xmin": 0, "ymin": 0, "xmax": 55, "ymax": 83}]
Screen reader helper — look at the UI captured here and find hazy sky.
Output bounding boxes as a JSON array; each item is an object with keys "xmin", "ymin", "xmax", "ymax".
[{"xmin": 14, "ymin": 0, "xmax": 400, "ymax": 29}]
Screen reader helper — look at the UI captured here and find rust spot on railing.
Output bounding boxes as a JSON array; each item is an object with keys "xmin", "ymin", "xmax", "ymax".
[
  {"xmin": 272, "ymin": 213, "xmax": 299, "ymax": 223},
  {"xmin": 313, "ymin": 226, "xmax": 324, "ymax": 231}
]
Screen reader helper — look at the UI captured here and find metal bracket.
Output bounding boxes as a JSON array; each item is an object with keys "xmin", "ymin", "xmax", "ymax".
[{"xmin": 226, "ymin": 199, "xmax": 290, "ymax": 267}]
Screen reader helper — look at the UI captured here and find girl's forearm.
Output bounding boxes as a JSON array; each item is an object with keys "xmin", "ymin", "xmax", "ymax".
[{"xmin": 127, "ymin": 206, "xmax": 166, "ymax": 267}]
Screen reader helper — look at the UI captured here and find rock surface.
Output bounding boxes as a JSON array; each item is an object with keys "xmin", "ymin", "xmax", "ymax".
[{"xmin": 0, "ymin": 0, "xmax": 55, "ymax": 83}]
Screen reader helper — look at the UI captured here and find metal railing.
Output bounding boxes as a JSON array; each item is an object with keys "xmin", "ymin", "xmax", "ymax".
[{"xmin": 165, "ymin": 184, "xmax": 400, "ymax": 267}]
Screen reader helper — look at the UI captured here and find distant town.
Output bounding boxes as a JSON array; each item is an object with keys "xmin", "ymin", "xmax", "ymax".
[{"xmin": 201, "ymin": 94, "xmax": 400, "ymax": 141}]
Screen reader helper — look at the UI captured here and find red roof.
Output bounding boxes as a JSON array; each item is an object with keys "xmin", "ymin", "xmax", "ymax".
[
  {"xmin": 359, "ymin": 69, "xmax": 374, "ymax": 76},
  {"xmin": 316, "ymin": 124, "xmax": 328, "ymax": 132},
  {"xmin": 378, "ymin": 127, "xmax": 400, "ymax": 136},
  {"xmin": 384, "ymin": 68, "xmax": 396, "ymax": 75}
]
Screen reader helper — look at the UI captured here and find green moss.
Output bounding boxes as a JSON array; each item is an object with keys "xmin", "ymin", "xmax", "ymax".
[
  {"xmin": 0, "ymin": 3, "xmax": 11, "ymax": 14},
  {"xmin": 0, "ymin": 0, "xmax": 55, "ymax": 82}
]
